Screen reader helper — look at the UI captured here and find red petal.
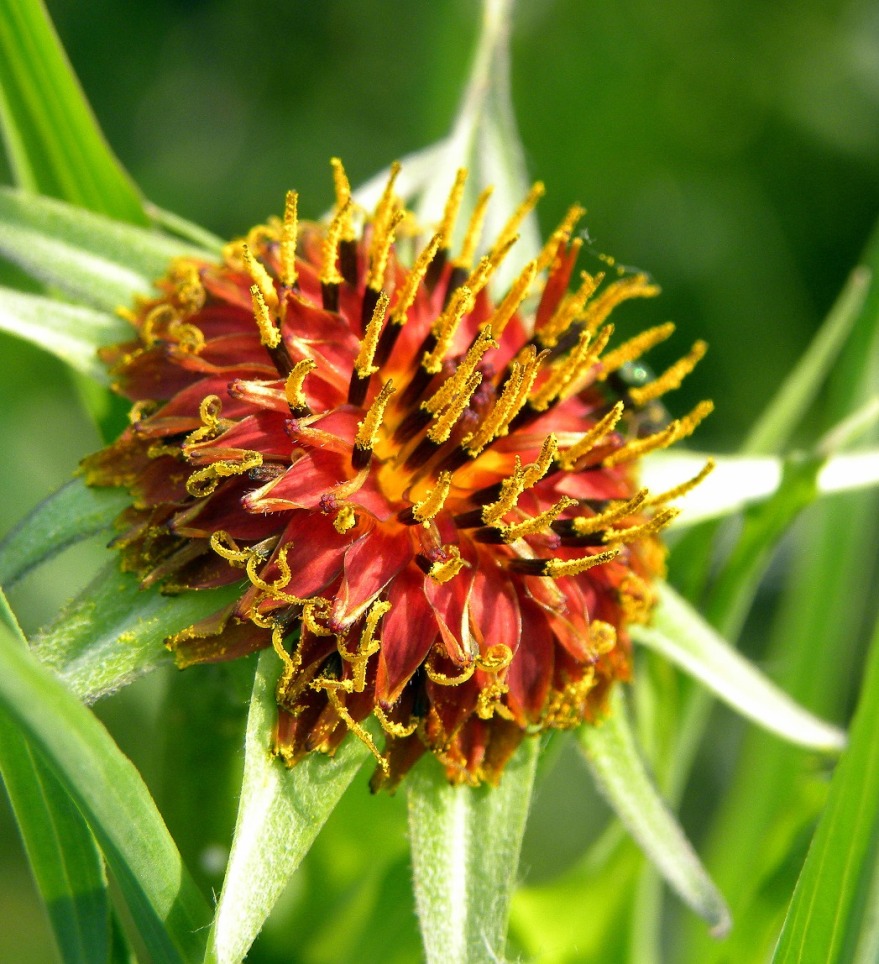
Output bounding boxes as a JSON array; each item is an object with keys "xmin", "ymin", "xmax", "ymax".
[{"xmin": 331, "ymin": 525, "xmax": 412, "ymax": 628}]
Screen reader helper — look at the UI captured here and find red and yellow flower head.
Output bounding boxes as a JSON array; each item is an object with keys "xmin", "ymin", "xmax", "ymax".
[{"xmin": 83, "ymin": 160, "xmax": 711, "ymax": 788}]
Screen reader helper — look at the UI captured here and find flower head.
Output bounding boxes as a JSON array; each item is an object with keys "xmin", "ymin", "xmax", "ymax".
[{"xmin": 83, "ymin": 161, "xmax": 710, "ymax": 788}]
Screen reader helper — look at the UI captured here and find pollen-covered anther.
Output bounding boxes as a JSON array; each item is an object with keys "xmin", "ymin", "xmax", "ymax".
[
  {"xmin": 535, "ymin": 203, "xmax": 586, "ymax": 274},
  {"xmin": 602, "ymin": 400, "xmax": 713, "ymax": 468},
  {"xmin": 354, "ymin": 290, "xmax": 390, "ymax": 379},
  {"xmin": 249, "ymin": 284, "xmax": 281, "ymax": 349},
  {"xmin": 538, "ymin": 271, "xmax": 602, "ymax": 348},
  {"xmin": 437, "ymin": 168, "xmax": 468, "ymax": 254},
  {"xmin": 338, "ymin": 599, "xmax": 390, "ymax": 692},
  {"xmin": 243, "ymin": 244, "xmax": 279, "ymax": 316},
  {"xmin": 557, "ymin": 400, "xmax": 625, "ymax": 471},
  {"xmin": 353, "ymin": 379, "xmax": 396, "ymax": 467},
  {"xmin": 408, "ymin": 471, "xmax": 453, "ymax": 525},
  {"xmin": 428, "ymin": 545, "xmax": 466, "ymax": 584},
  {"xmin": 320, "ymin": 198, "xmax": 352, "ymax": 289},
  {"xmin": 604, "ymin": 507, "xmax": 680, "ymax": 545},
  {"xmin": 279, "ymin": 190, "xmax": 299, "ymax": 288},
  {"xmin": 581, "ymin": 273, "xmax": 660, "ymax": 333},
  {"xmin": 490, "ymin": 259, "xmax": 538, "ymax": 338},
  {"xmin": 423, "ymin": 325, "xmax": 497, "ymax": 417},
  {"xmin": 425, "ymin": 645, "xmax": 476, "ymax": 684},
  {"xmin": 530, "ymin": 324, "xmax": 614, "ymax": 412},
  {"xmin": 562, "ymin": 489, "xmax": 649, "ymax": 537},
  {"xmin": 646, "ymin": 457, "xmax": 716, "ymax": 506},
  {"xmin": 389, "ymin": 232, "xmax": 444, "ymax": 326},
  {"xmin": 482, "ymin": 435, "xmax": 558, "ymax": 526},
  {"xmin": 426, "ymin": 370, "xmax": 483, "ymax": 445},
  {"xmin": 333, "ymin": 504, "xmax": 357, "ymax": 533},
  {"xmin": 454, "ymin": 185, "xmax": 494, "ymax": 269},
  {"xmin": 598, "ymin": 322, "xmax": 677, "ymax": 379},
  {"xmin": 330, "ymin": 158, "xmax": 356, "ymax": 241},
  {"xmin": 423, "ymin": 285, "xmax": 475, "ymax": 374},
  {"xmin": 184, "ymin": 394, "xmax": 228, "ymax": 446},
  {"xmin": 589, "ymin": 620, "xmax": 617, "ymax": 655},
  {"xmin": 490, "ymin": 181, "xmax": 545, "ymax": 259},
  {"xmin": 285, "ymin": 358, "xmax": 317, "ymax": 415},
  {"xmin": 186, "ymin": 450, "xmax": 263, "ymax": 498},
  {"xmin": 208, "ymin": 530, "xmax": 253, "ymax": 567},
  {"xmin": 628, "ymin": 340, "xmax": 708, "ymax": 406},
  {"xmin": 498, "ymin": 496, "xmax": 578, "ymax": 543},
  {"xmin": 509, "ymin": 547, "xmax": 619, "ymax": 578}
]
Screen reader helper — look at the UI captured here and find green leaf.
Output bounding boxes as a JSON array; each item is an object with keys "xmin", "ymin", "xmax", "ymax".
[
  {"xmin": 407, "ymin": 738, "xmax": 539, "ymax": 964},
  {"xmin": 578, "ymin": 688, "xmax": 731, "ymax": 936},
  {"xmin": 144, "ymin": 201, "xmax": 225, "ymax": 255},
  {"xmin": 0, "ymin": 615, "xmax": 211, "ymax": 962},
  {"xmin": 0, "ymin": 0, "xmax": 146, "ymax": 223},
  {"xmin": 205, "ymin": 648, "xmax": 370, "ymax": 964},
  {"xmin": 32, "ymin": 561, "xmax": 242, "ymax": 701},
  {"xmin": 634, "ymin": 583, "xmax": 846, "ymax": 753},
  {"xmin": 0, "ymin": 588, "xmax": 111, "ymax": 964},
  {"xmin": 0, "ymin": 478, "xmax": 128, "ymax": 588},
  {"xmin": 0, "ymin": 188, "xmax": 213, "ymax": 312},
  {"xmin": 773, "ymin": 614, "xmax": 879, "ymax": 963},
  {"xmin": 0, "ymin": 286, "xmax": 129, "ymax": 381}
]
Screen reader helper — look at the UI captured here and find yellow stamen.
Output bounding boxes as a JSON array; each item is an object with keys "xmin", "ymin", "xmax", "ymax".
[
  {"xmin": 490, "ymin": 259, "xmax": 537, "ymax": 338},
  {"xmin": 628, "ymin": 340, "xmax": 708, "ymax": 405},
  {"xmin": 646, "ymin": 457, "xmax": 716, "ymax": 506},
  {"xmin": 490, "ymin": 181, "xmax": 545, "ymax": 259},
  {"xmin": 337, "ymin": 599, "xmax": 389, "ymax": 691},
  {"xmin": 455, "ymin": 186, "xmax": 494, "ymax": 268},
  {"xmin": 425, "ymin": 646, "xmax": 475, "ymax": 684},
  {"xmin": 249, "ymin": 284, "xmax": 281, "ymax": 349},
  {"xmin": 354, "ymin": 380, "xmax": 396, "ymax": 451},
  {"xmin": 582, "ymin": 274, "xmax": 660, "ymax": 333},
  {"xmin": 330, "ymin": 157, "xmax": 356, "ymax": 241},
  {"xmin": 208, "ymin": 530, "xmax": 252, "ymax": 566},
  {"xmin": 501, "ymin": 496, "xmax": 577, "ymax": 542},
  {"xmin": 374, "ymin": 704, "xmax": 418, "ymax": 738},
  {"xmin": 571, "ymin": 490, "xmax": 648, "ymax": 536},
  {"xmin": 280, "ymin": 190, "xmax": 298, "ymax": 288},
  {"xmin": 390, "ymin": 231, "xmax": 444, "ymax": 325},
  {"xmin": 602, "ymin": 400, "xmax": 713, "ymax": 467},
  {"xmin": 423, "ymin": 325, "xmax": 496, "ymax": 416},
  {"xmin": 411, "ymin": 471, "xmax": 453, "ymax": 524},
  {"xmin": 523, "ymin": 433, "xmax": 559, "ymax": 488},
  {"xmin": 243, "ymin": 244, "xmax": 278, "ymax": 315},
  {"xmin": 316, "ymin": 685, "xmax": 388, "ymax": 775},
  {"xmin": 320, "ymin": 199, "xmax": 351, "ymax": 287},
  {"xmin": 354, "ymin": 290, "xmax": 390, "ymax": 378},
  {"xmin": 476, "ymin": 678, "xmax": 514, "ymax": 720},
  {"xmin": 530, "ymin": 324, "xmax": 613, "ymax": 411},
  {"xmin": 604, "ymin": 507, "xmax": 679, "ymax": 545},
  {"xmin": 185, "ymin": 394, "xmax": 226, "ymax": 446},
  {"xmin": 333, "ymin": 505, "xmax": 357, "ymax": 533},
  {"xmin": 366, "ymin": 208, "xmax": 404, "ymax": 292},
  {"xmin": 535, "ymin": 204, "xmax": 586, "ymax": 274},
  {"xmin": 538, "ymin": 271, "xmax": 602, "ymax": 348},
  {"xmin": 437, "ymin": 168, "xmax": 468, "ymax": 249},
  {"xmin": 558, "ymin": 401, "xmax": 625, "ymax": 470},
  {"xmin": 482, "ymin": 435, "xmax": 558, "ymax": 526},
  {"xmin": 270, "ymin": 621, "xmax": 303, "ymax": 702},
  {"xmin": 302, "ymin": 597, "xmax": 333, "ymax": 636},
  {"xmin": 186, "ymin": 450, "xmax": 263, "ymax": 498},
  {"xmin": 423, "ymin": 285, "xmax": 475, "ymax": 373},
  {"xmin": 464, "ymin": 358, "xmax": 527, "ymax": 456},
  {"xmin": 426, "ymin": 370, "xmax": 483, "ymax": 444},
  {"xmin": 428, "ymin": 545, "xmax": 466, "ymax": 584},
  {"xmin": 589, "ymin": 620, "xmax": 617, "ymax": 655},
  {"xmin": 284, "ymin": 358, "xmax": 317, "ymax": 411},
  {"xmin": 599, "ymin": 322, "xmax": 676, "ymax": 378},
  {"xmin": 542, "ymin": 548, "xmax": 619, "ymax": 579}
]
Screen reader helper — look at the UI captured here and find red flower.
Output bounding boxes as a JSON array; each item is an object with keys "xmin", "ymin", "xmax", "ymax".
[{"xmin": 83, "ymin": 161, "xmax": 710, "ymax": 788}]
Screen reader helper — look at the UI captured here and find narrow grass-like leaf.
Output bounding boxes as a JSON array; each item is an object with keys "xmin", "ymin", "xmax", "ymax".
[
  {"xmin": 578, "ymin": 688, "xmax": 731, "ymax": 936},
  {"xmin": 144, "ymin": 201, "xmax": 225, "ymax": 254},
  {"xmin": 0, "ymin": 188, "xmax": 212, "ymax": 312},
  {"xmin": 0, "ymin": 286, "xmax": 129, "ymax": 381},
  {"xmin": 0, "ymin": 0, "xmax": 146, "ymax": 223},
  {"xmin": 634, "ymin": 583, "xmax": 846, "ymax": 753},
  {"xmin": 32, "ymin": 561, "xmax": 242, "ymax": 701},
  {"xmin": 773, "ymin": 615, "xmax": 879, "ymax": 963},
  {"xmin": 407, "ymin": 738, "xmax": 539, "ymax": 964},
  {"xmin": 0, "ymin": 589, "xmax": 111, "ymax": 964},
  {"xmin": 206, "ymin": 648, "xmax": 370, "ymax": 964},
  {"xmin": 0, "ymin": 621, "xmax": 211, "ymax": 962},
  {"xmin": 0, "ymin": 479, "xmax": 128, "ymax": 588}
]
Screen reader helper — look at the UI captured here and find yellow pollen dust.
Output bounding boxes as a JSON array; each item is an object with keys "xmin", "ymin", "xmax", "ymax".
[
  {"xmin": 330, "ymin": 157, "xmax": 356, "ymax": 241},
  {"xmin": 490, "ymin": 181, "xmax": 545, "ymax": 259},
  {"xmin": 423, "ymin": 285, "xmax": 475, "ymax": 374},
  {"xmin": 337, "ymin": 598, "xmax": 390, "ymax": 692},
  {"xmin": 530, "ymin": 324, "xmax": 614, "ymax": 411},
  {"xmin": 500, "ymin": 495, "xmax": 577, "ymax": 542},
  {"xmin": 482, "ymin": 435, "xmax": 558, "ymax": 526},
  {"xmin": 185, "ymin": 394, "xmax": 226, "ymax": 446},
  {"xmin": 536, "ymin": 204, "xmax": 586, "ymax": 274},
  {"xmin": 628, "ymin": 340, "xmax": 708, "ymax": 405},
  {"xmin": 538, "ymin": 271, "xmax": 602, "ymax": 348},
  {"xmin": 333, "ymin": 504, "xmax": 357, "ymax": 533},
  {"xmin": 438, "ymin": 168, "xmax": 468, "ymax": 250},
  {"xmin": 423, "ymin": 325, "xmax": 496, "ymax": 416},
  {"xmin": 321, "ymin": 199, "xmax": 351, "ymax": 287},
  {"xmin": 390, "ymin": 232, "xmax": 444, "ymax": 325},
  {"xmin": 599, "ymin": 322, "xmax": 676, "ymax": 378},
  {"xmin": 354, "ymin": 290, "xmax": 390, "ymax": 378},
  {"xmin": 426, "ymin": 370, "xmax": 483, "ymax": 444},
  {"xmin": 186, "ymin": 450, "xmax": 263, "ymax": 498},
  {"xmin": 243, "ymin": 245, "xmax": 279, "ymax": 315},
  {"xmin": 411, "ymin": 471, "xmax": 453, "ymax": 524},
  {"xmin": 366, "ymin": 161, "xmax": 402, "ymax": 290},
  {"xmin": 490, "ymin": 259, "xmax": 538, "ymax": 338},
  {"xmin": 582, "ymin": 274, "xmax": 660, "ymax": 333},
  {"xmin": 354, "ymin": 380, "xmax": 396, "ymax": 451},
  {"xmin": 429, "ymin": 545, "xmax": 466, "ymax": 584},
  {"xmin": 571, "ymin": 489, "xmax": 649, "ymax": 536},
  {"xmin": 280, "ymin": 190, "xmax": 299, "ymax": 288},
  {"xmin": 558, "ymin": 401, "xmax": 625, "ymax": 471},
  {"xmin": 542, "ymin": 547, "xmax": 619, "ymax": 579},
  {"xmin": 285, "ymin": 358, "xmax": 317, "ymax": 411},
  {"xmin": 250, "ymin": 284, "xmax": 281, "ymax": 349},
  {"xmin": 589, "ymin": 620, "xmax": 617, "ymax": 655},
  {"xmin": 646, "ymin": 457, "xmax": 716, "ymax": 506},
  {"xmin": 602, "ymin": 400, "xmax": 714, "ymax": 468},
  {"xmin": 604, "ymin": 507, "xmax": 680, "ymax": 545},
  {"xmin": 454, "ymin": 186, "xmax": 494, "ymax": 268}
]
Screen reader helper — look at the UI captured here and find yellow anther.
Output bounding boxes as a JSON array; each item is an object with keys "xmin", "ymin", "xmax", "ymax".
[
  {"xmin": 571, "ymin": 490, "xmax": 649, "ymax": 536},
  {"xmin": 423, "ymin": 285, "xmax": 475, "ymax": 373},
  {"xmin": 330, "ymin": 157, "xmax": 356, "ymax": 241},
  {"xmin": 558, "ymin": 401, "xmax": 625, "ymax": 470},
  {"xmin": 390, "ymin": 232, "xmax": 444, "ymax": 325},
  {"xmin": 604, "ymin": 507, "xmax": 679, "ymax": 545},
  {"xmin": 302, "ymin": 597, "xmax": 333, "ymax": 636},
  {"xmin": 354, "ymin": 380, "xmax": 396, "ymax": 451},
  {"xmin": 599, "ymin": 322, "xmax": 676, "ymax": 378},
  {"xmin": 501, "ymin": 496, "xmax": 577, "ymax": 542},
  {"xmin": 142, "ymin": 303, "xmax": 180, "ymax": 347},
  {"xmin": 411, "ymin": 471, "xmax": 453, "ymax": 524},
  {"xmin": 243, "ymin": 244, "xmax": 279, "ymax": 315},
  {"xmin": 455, "ymin": 186, "xmax": 494, "ymax": 268},
  {"xmin": 538, "ymin": 271, "xmax": 602, "ymax": 348},
  {"xmin": 428, "ymin": 545, "xmax": 466, "ymax": 584},
  {"xmin": 285, "ymin": 358, "xmax": 317, "ymax": 411},
  {"xmin": 245, "ymin": 543, "xmax": 300, "ymax": 600},
  {"xmin": 582, "ymin": 274, "xmax": 660, "ymax": 333},
  {"xmin": 589, "ymin": 620, "xmax": 617, "ymax": 655},
  {"xmin": 250, "ymin": 284, "xmax": 281, "ymax": 349},
  {"xmin": 490, "ymin": 259, "xmax": 537, "ymax": 338},
  {"xmin": 602, "ymin": 400, "xmax": 713, "ymax": 467},
  {"xmin": 523, "ymin": 434, "xmax": 558, "ymax": 488},
  {"xmin": 426, "ymin": 370, "xmax": 482, "ymax": 444},
  {"xmin": 628, "ymin": 340, "xmax": 708, "ymax": 406},
  {"xmin": 536, "ymin": 204, "xmax": 586, "ymax": 274},
  {"xmin": 315, "ymin": 685, "xmax": 388, "ymax": 774},
  {"xmin": 270, "ymin": 621, "xmax": 302, "ymax": 699},
  {"xmin": 170, "ymin": 259, "xmax": 206, "ymax": 315},
  {"xmin": 321, "ymin": 199, "xmax": 351, "ymax": 287},
  {"xmin": 167, "ymin": 319, "xmax": 205, "ymax": 354},
  {"xmin": 374, "ymin": 704, "xmax": 418, "ymax": 738},
  {"xmin": 476, "ymin": 643, "xmax": 514, "ymax": 673},
  {"xmin": 490, "ymin": 181, "xmax": 545, "ymax": 259},
  {"xmin": 333, "ymin": 505, "xmax": 357, "ymax": 533},
  {"xmin": 482, "ymin": 435, "xmax": 557, "ymax": 526},
  {"xmin": 671, "ymin": 399, "xmax": 714, "ymax": 442},
  {"xmin": 280, "ymin": 190, "xmax": 298, "ymax": 288},
  {"xmin": 354, "ymin": 290, "xmax": 390, "ymax": 378},
  {"xmin": 185, "ymin": 394, "xmax": 226, "ymax": 446},
  {"xmin": 462, "ymin": 235, "xmax": 518, "ymax": 300},
  {"xmin": 620, "ymin": 572, "xmax": 655, "ymax": 624},
  {"xmin": 423, "ymin": 325, "xmax": 496, "ymax": 416},
  {"xmin": 338, "ymin": 599, "xmax": 389, "ymax": 691},
  {"xmin": 209, "ymin": 530, "xmax": 252, "ymax": 566},
  {"xmin": 464, "ymin": 359, "xmax": 526, "ymax": 456},
  {"xmin": 366, "ymin": 208, "xmax": 404, "ymax": 292},
  {"xmin": 425, "ymin": 646, "xmax": 475, "ymax": 684},
  {"xmin": 530, "ymin": 325, "xmax": 614, "ymax": 411},
  {"xmin": 542, "ymin": 547, "xmax": 619, "ymax": 579},
  {"xmin": 437, "ymin": 168, "xmax": 468, "ymax": 250},
  {"xmin": 476, "ymin": 678, "xmax": 513, "ymax": 720},
  {"xmin": 646, "ymin": 457, "xmax": 715, "ymax": 506},
  {"xmin": 186, "ymin": 450, "xmax": 263, "ymax": 498}
]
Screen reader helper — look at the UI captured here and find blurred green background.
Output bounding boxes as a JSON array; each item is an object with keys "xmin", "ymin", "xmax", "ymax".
[{"xmin": 1, "ymin": 0, "xmax": 878, "ymax": 960}]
